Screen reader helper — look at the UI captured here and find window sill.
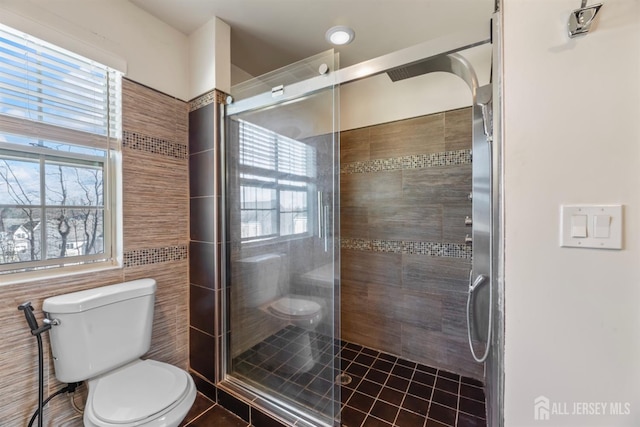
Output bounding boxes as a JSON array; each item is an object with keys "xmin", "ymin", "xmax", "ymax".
[{"xmin": 0, "ymin": 260, "xmax": 122, "ymax": 287}]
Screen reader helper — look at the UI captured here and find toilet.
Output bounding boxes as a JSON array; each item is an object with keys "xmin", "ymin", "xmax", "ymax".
[
  {"xmin": 42, "ymin": 279, "xmax": 196, "ymax": 427},
  {"xmin": 239, "ymin": 254, "xmax": 324, "ymax": 371}
]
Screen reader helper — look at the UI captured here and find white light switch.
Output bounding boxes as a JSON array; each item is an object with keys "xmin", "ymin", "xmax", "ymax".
[
  {"xmin": 593, "ymin": 215, "xmax": 610, "ymax": 238},
  {"xmin": 560, "ymin": 205, "xmax": 623, "ymax": 249},
  {"xmin": 570, "ymin": 215, "xmax": 587, "ymax": 238}
]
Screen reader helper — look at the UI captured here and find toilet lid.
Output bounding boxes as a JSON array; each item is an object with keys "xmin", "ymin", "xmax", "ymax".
[
  {"xmin": 92, "ymin": 360, "xmax": 189, "ymax": 424},
  {"xmin": 270, "ymin": 297, "xmax": 321, "ymax": 317}
]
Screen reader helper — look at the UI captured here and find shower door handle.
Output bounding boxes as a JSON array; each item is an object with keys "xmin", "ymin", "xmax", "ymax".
[
  {"xmin": 317, "ymin": 191, "xmax": 325, "ymax": 238},
  {"xmin": 323, "ymin": 205, "xmax": 329, "ymax": 252},
  {"xmin": 317, "ymin": 191, "xmax": 330, "ymax": 252}
]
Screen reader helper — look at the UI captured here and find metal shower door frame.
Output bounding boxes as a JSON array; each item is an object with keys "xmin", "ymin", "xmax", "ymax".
[{"xmin": 226, "ymin": 28, "xmax": 491, "ymax": 116}]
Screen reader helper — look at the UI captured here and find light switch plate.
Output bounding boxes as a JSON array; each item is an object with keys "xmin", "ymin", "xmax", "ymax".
[{"xmin": 560, "ymin": 205, "xmax": 623, "ymax": 249}]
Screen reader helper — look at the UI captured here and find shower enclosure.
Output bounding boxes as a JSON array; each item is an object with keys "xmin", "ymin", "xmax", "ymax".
[
  {"xmin": 215, "ymin": 26, "xmax": 501, "ymax": 427},
  {"xmin": 222, "ymin": 51, "xmax": 341, "ymax": 426}
]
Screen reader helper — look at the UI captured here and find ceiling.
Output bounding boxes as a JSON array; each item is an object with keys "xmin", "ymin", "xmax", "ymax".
[{"xmin": 130, "ymin": 0, "xmax": 494, "ymax": 78}]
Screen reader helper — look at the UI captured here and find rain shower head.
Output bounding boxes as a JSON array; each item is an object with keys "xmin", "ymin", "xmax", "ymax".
[
  {"xmin": 385, "ymin": 53, "xmax": 479, "ymax": 100},
  {"xmin": 386, "ymin": 64, "xmax": 426, "ymax": 82}
]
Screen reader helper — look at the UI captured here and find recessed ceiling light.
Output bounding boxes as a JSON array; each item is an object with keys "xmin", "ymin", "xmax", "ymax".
[{"xmin": 325, "ymin": 26, "xmax": 355, "ymax": 46}]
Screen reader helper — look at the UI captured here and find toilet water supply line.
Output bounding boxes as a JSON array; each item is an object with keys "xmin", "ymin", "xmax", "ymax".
[{"xmin": 17, "ymin": 302, "xmax": 82, "ymax": 427}]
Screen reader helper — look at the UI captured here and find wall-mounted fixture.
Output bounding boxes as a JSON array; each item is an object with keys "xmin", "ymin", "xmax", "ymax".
[
  {"xmin": 325, "ymin": 26, "xmax": 355, "ymax": 45},
  {"xmin": 560, "ymin": 204, "xmax": 623, "ymax": 249},
  {"xmin": 568, "ymin": 0, "xmax": 603, "ymax": 38}
]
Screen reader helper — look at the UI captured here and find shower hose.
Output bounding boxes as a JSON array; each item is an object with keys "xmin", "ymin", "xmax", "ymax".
[
  {"xmin": 18, "ymin": 302, "xmax": 82, "ymax": 427},
  {"xmin": 466, "ymin": 271, "xmax": 492, "ymax": 363}
]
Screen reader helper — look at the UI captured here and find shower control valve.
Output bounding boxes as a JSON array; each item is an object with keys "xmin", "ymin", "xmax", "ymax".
[
  {"xmin": 465, "ymin": 216, "xmax": 473, "ymax": 226},
  {"xmin": 464, "ymin": 234, "xmax": 473, "ymax": 244}
]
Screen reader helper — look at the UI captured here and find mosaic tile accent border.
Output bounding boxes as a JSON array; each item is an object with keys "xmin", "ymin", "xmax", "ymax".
[
  {"xmin": 123, "ymin": 130, "xmax": 188, "ymax": 160},
  {"xmin": 341, "ymin": 238, "xmax": 472, "ymax": 259},
  {"xmin": 189, "ymin": 89, "xmax": 228, "ymax": 111},
  {"xmin": 341, "ymin": 149, "xmax": 471, "ymax": 174},
  {"xmin": 123, "ymin": 245, "xmax": 188, "ymax": 268}
]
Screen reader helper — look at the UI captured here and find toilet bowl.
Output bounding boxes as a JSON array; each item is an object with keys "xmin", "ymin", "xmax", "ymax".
[
  {"xmin": 267, "ymin": 296, "xmax": 323, "ymax": 328},
  {"xmin": 266, "ymin": 296, "xmax": 324, "ymax": 373},
  {"xmin": 83, "ymin": 360, "xmax": 196, "ymax": 427},
  {"xmin": 238, "ymin": 254, "xmax": 327, "ymax": 372},
  {"xmin": 42, "ymin": 279, "xmax": 196, "ymax": 427},
  {"xmin": 238, "ymin": 254, "xmax": 325, "ymax": 330}
]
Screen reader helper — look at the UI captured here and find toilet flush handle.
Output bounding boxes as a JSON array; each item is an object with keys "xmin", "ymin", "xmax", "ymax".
[{"xmin": 43, "ymin": 318, "xmax": 61, "ymax": 326}]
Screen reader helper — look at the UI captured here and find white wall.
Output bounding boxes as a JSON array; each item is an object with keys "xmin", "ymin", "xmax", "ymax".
[
  {"xmin": 0, "ymin": 0, "xmax": 190, "ymax": 100},
  {"xmin": 189, "ymin": 17, "xmax": 231, "ymax": 98},
  {"xmin": 503, "ymin": 0, "xmax": 640, "ymax": 425}
]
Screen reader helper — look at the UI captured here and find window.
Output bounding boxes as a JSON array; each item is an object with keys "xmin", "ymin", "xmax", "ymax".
[
  {"xmin": 238, "ymin": 120, "xmax": 315, "ymax": 241},
  {"xmin": 0, "ymin": 23, "xmax": 121, "ymax": 275}
]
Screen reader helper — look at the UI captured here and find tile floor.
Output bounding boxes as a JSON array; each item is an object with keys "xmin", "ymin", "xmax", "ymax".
[
  {"xmin": 338, "ymin": 342, "xmax": 487, "ymax": 427},
  {"xmin": 184, "ymin": 326, "xmax": 487, "ymax": 427},
  {"xmin": 179, "ymin": 394, "xmax": 247, "ymax": 426}
]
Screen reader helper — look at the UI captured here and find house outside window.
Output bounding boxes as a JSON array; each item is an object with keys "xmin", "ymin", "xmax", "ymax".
[
  {"xmin": 238, "ymin": 120, "xmax": 315, "ymax": 242},
  {"xmin": 0, "ymin": 23, "xmax": 121, "ymax": 275}
]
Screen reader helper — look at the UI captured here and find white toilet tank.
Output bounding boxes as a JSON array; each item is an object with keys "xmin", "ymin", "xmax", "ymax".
[
  {"xmin": 42, "ymin": 279, "xmax": 156, "ymax": 383},
  {"xmin": 237, "ymin": 253, "xmax": 283, "ymax": 307}
]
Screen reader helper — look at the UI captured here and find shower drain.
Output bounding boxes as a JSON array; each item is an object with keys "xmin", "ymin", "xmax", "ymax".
[{"xmin": 335, "ymin": 372, "xmax": 352, "ymax": 385}]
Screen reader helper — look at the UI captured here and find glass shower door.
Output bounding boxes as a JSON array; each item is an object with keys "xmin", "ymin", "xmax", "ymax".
[{"xmin": 223, "ymin": 51, "xmax": 339, "ymax": 425}]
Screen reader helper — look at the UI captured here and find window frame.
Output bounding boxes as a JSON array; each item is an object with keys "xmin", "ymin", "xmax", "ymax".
[
  {"xmin": 237, "ymin": 121, "xmax": 315, "ymax": 243},
  {"xmin": 0, "ymin": 144, "xmax": 112, "ymax": 270},
  {"xmin": 0, "ymin": 23, "xmax": 122, "ymax": 279},
  {"xmin": 239, "ymin": 177, "xmax": 313, "ymax": 242}
]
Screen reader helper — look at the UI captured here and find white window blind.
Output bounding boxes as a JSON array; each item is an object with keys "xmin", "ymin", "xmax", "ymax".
[
  {"xmin": 0, "ymin": 23, "xmax": 121, "ymax": 149},
  {"xmin": 239, "ymin": 120, "xmax": 314, "ymax": 177},
  {"xmin": 237, "ymin": 120, "xmax": 314, "ymax": 241}
]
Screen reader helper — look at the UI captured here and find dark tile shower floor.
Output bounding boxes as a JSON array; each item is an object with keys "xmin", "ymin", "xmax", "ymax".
[{"xmin": 189, "ymin": 326, "xmax": 487, "ymax": 427}]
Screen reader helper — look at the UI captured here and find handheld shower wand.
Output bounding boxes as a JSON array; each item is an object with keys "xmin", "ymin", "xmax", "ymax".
[{"xmin": 18, "ymin": 302, "xmax": 52, "ymax": 427}]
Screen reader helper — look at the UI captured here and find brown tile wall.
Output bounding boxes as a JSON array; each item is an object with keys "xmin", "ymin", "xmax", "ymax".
[
  {"xmin": 340, "ymin": 108, "xmax": 483, "ymax": 380},
  {"xmin": 188, "ymin": 93, "xmax": 223, "ymax": 388},
  {"xmin": 0, "ymin": 78, "xmax": 189, "ymax": 426}
]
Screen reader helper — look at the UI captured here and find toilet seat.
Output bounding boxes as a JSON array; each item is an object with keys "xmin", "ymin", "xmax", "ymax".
[
  {"xmin": 85, "ymin": 359, "xmax": 196, "ymax": 426},
  {"xmin": 268, "ymin": 296, "xmax": 321, "ymax": 319}
]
